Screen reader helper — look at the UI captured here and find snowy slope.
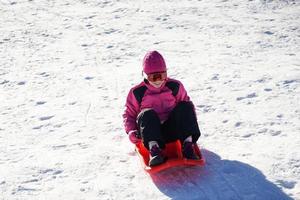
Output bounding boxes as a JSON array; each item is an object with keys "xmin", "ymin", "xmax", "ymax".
[{"xmin": 1, "ymin": 0, "xmax": 300, "ymax": 199}]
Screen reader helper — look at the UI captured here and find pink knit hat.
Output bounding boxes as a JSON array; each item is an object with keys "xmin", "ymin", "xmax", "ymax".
[{"xmin": 143, "ymin": 51, "xmax": 167, "ymax": 74}]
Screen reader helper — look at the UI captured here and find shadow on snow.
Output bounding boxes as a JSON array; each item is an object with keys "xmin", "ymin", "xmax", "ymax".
[{"xmin": 150, "ymin": 149, "xmax": 292, "ymax": 200}]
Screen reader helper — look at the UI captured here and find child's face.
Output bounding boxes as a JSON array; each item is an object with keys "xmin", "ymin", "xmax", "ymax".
[
  {"xmin": 149, "ymin": 80, "xmax": 165, "ymax": 88},
  {"xmin": 146, "ymin": 71, "xmax": 167, "ymax": 82},
  {"xmin": 145, "ymin": 71, "xmax": 167, "ymax": 88}
]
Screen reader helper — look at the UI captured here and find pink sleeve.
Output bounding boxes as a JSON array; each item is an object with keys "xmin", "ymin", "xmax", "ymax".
[
  {"xmin": 176, "ymin": 81, "xmax": 198, "ymax": 119},
  {"xmin": 123, "ymin": 88, "xmax": 140, "ymax": 134},
  {"xmin": 176, "ymin": 81, "xmax": 190, "ymax": 102}
]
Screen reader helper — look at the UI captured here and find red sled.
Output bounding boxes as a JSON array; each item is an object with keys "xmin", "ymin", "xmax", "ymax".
[{"xmin": 135, "ymin": 140, "xmax": 205, "ymax": 173}]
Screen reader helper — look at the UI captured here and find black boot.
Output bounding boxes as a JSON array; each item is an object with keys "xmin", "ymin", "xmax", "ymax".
[
  {"xmin": 149, "ymin": 145, "xmax": 165, "ymax": 166},
  {"xmin": 182, "ymin": 142, "xmax": 199, "ymax": 160}
]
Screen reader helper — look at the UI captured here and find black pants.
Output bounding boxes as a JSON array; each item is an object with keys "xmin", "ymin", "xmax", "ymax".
[{"xmin": 137, "ymin": 101, "xmax": 201, "ymax": 150}]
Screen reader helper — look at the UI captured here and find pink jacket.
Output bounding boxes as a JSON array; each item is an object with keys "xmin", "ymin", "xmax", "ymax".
[{"xmin": 123, "ymin": 78, "xmax": 191, "ymax": 134}]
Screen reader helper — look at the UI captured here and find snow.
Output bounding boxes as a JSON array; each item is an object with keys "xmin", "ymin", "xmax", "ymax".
[{"xmin": 0, "ymin": 0, "xmax": 299, "ymax": 199}]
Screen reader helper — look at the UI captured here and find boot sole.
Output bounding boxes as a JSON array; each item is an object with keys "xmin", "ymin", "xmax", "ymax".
[{"xmin": 149, "ymin": 156, "xmax": 166, "ymax": 167}]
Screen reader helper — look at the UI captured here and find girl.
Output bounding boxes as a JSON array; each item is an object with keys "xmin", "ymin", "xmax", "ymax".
[{"xmin": 123, "ymin": 51, "xmax": 201, "ymax": 167}]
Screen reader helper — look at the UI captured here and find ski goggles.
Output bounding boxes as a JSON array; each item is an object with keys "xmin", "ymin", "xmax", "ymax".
[{"xmin": 146, "ymin": 71, "xmax": 167, "ymax": 82}]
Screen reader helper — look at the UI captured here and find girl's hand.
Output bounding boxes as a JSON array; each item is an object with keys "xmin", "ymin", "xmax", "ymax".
[{"xmin": 128, "ymin": 130, "xmax": 141, "ymax": 144}]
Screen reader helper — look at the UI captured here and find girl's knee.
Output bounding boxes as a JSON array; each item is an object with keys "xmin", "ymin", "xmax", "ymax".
[
  {"xmin": 139, "ymin": 108, "xmax": 157, "ymax": 116},
  {"xmin": 174, "ymin": 101, "xmax": 194, "ymax": 113},
  {"xmin": 140, "ymin": 108, "xmax": 154, "ymax": 113},
  {"xmin": 177, "ymin": 101, "xmax": 193, "ymax": 108},
  {"xmin": 137, "ymin": 108, "xmax": 158, "ymax": 121}
]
